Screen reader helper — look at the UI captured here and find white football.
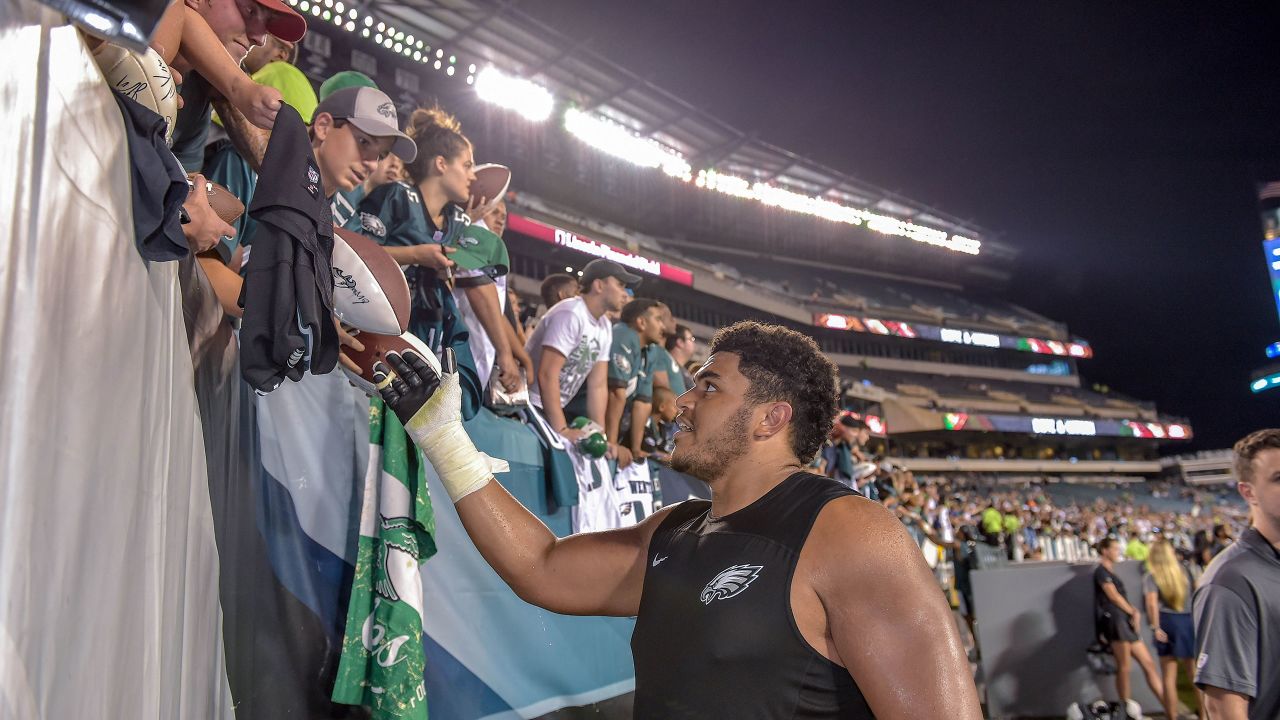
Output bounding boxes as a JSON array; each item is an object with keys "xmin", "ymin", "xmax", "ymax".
[
  {"xmin": 331, "ymin": 227, "xmax": 411, "ymax": 335},
  {"xmin": 93, "ymin": 43, "xmax": 179, "ymax": 144}
]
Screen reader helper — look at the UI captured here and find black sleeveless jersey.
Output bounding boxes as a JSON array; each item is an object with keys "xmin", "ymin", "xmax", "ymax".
[{"xmin": 631, "ymin": 471, "xmax": 875, "ymax": 719}]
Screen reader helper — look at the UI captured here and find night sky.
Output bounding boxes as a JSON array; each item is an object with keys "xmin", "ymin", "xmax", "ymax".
[{"xmin": 519, "ymin": 1, "xmax": 1280, "ymax": 450}]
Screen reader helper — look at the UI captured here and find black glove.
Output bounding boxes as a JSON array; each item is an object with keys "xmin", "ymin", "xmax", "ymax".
[{"xmin": 375, "ymin": 348, "xmax": 453, "ymax": 425}]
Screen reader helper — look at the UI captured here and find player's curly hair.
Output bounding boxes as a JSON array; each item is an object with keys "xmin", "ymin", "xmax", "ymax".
[
  {"xmin": 404, "ymin": 106, "xmax": 470, "ymax": 183},
  {"xmin": 708, "ymin": 321, "xmax": 839, "ymax": 464}
]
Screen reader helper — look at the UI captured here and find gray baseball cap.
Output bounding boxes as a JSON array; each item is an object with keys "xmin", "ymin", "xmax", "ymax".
[
  {"xmin": 313, "ymin": 86, "xmax": 417, "ymax": 162},
  {"xmin": 580, "ymin": 258, "xmax": 642, "ymax": 289}
]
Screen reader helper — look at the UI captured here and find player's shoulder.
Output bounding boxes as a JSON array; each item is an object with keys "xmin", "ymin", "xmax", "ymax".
[
  {"xmin": 808, "ymin": 488, "xmax": 916, "ymax": 559},
  {"xmin": 637, "ymin": 499, "xmax": 710, "ymax": 544}
]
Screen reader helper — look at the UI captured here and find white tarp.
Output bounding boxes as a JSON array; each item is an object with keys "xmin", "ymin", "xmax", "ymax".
[{"xmin": 0, "ymin": 4, "xmax": 233, "ymax": 717}]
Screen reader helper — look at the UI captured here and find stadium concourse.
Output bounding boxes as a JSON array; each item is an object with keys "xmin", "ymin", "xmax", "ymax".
[{"xmin": 1, "ymin": 0, "xmax": 1271, "ymax": 719}]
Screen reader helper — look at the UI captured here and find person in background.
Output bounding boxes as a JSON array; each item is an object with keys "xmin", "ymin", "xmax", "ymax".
[
  {"xmin": 1194, "ymin": 429, "xmax": 1280, "ymax": 720},
  {"xmin": 644, "ymin": 303, "xmax": 677, "ymax": 392},
  {"xmin": 358, "ymin": 105, "xmax": 477, "ymax": 361},
  {"xmin": 980, "ymin": 500, "xmax": 1004, "ymax": 547},
  {"xmin": 665, "ymin": 323, "xmax": 697, "ymax": 392},
  {"xmin": 146, "ymin": 0, "xmax": 287, "ymax": 137},
  {"xmin": 821, "ymin": 415, "xmax": 866, "ymax": 490},
  {"xmin": 318, "ymin": 70, "xmax": 378, "ymax": 100},
  {"xmin": 1142, "ymin": 538, "xmax": 1203, "ymax": 720},
  {"xmin": 649, "ymin": 386, "xmax": 678, "ymax": 433},
  {"xmin": 448, "ymin": 196, "xmax": 523, "ymax": 395},
  {"xmin": 241, "ymin": 32, "xmax": 296, "ymax": 74},
  {"xmin": 506, "ymin": 289, "xmax": 529, "ymax": 347},
  {"xmin": 1095, "ymin": 537, "xmax": 1164, "ymax": 716},
  {"xmin": 524, "ymin": 260, "xmax": 634, "ymax": 447},
  {"xmin": 478, "ymin": 200, "xmax": 535, "ymax": 384},
  {"xmin": 1126, "ymin": 532, "xmax": 1151, "ymax": 562},
  {"xmin": 167, "ymin": 0, "xmax": 304, "ymax": 173},
  {"xmin": 606, "ymin": 298, "xmax": 666, "ymax": 467},
  {"xmin": 1209, "ymin": 522, "xmax": 1233, "ymax": 558},
  {"xmin": 1002, "ymin": 500, "xmax": 1022, "ymax": 560},
  {"xmin": 363, "ymin": 153, "xmax": 404, "ymax": 195},
  {"xmin": 322, "ymin": 71, "xmax": 382, "ymax": 231},
  {"xmin": 539, "ymin": 273, "xmax": 578, "ymax": 314}
]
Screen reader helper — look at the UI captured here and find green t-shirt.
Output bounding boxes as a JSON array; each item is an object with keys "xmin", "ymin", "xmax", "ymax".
[
  {"xmin": 981, "ymin": 507, "xmax": 1003, "ymax": 536},
  {"xmin": 1002, "ymin": 513, "xmax": 1022, "ymax": 534},
  {"xmin": 1125, "ymin": 538, "xmax": 1150, "ymax": 562},
  {"xmin": 608, "ymin": 323, "xmax": 651, "ymax": 402}
]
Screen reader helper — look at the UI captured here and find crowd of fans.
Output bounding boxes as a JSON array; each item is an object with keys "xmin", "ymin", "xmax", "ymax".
[
  {"xmin": 86, "ymin": 0, "xmax": 1256, "ymax": 548},
  {"xmin": 79, "ymin": 0, "xmax": 731, "ymax": 534}
]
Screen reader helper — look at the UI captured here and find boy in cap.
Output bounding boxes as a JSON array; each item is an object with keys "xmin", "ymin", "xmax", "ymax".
[{"xmin": 197, "ymin": 85, "xmax": 416, "ymax": 318}]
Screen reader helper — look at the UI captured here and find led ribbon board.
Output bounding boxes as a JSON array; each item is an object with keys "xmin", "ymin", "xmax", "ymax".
[
  {"xmin": 815, "ymin": 313, "xmax": 1093, "ymax": 358},
  {"xmin": 506, "ymin": 214, "xmax": 695, "ymax": 287},
  {"xmin": 941, "ymin": 413, "xmax": 1190, "ymax": 439}
]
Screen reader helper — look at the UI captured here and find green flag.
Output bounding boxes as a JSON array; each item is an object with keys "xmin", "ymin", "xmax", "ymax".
[{"xmin": 333, "ymin": 398, "xmax": 438, "ymax": 718}]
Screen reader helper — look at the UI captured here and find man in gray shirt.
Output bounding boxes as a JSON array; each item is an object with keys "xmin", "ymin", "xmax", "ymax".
[{"xmin": 1193, "ymin": 428, "xmax": 1280, "ymax": 720}]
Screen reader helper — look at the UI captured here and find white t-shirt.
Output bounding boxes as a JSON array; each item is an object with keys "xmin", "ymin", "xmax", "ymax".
[
  {"xmin": 524, "ymin": 296, "xmax": 612, "ymax": 411},
  {"xmin": 452, "ymin": 276, "xmax": 507, "ymax": 391}
]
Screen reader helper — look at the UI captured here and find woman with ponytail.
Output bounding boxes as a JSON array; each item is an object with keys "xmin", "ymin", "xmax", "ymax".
[
  {"xmin": 1095, "ymin": 537, "xmax": 1164, "ymax": 715},
  {"xmin": 1142, "ymin": 538, "xmax": 1204, "ymax": 720},
  {"xmin": 357, "ymin": 105, "xmax": 487, "ymax": 416}
]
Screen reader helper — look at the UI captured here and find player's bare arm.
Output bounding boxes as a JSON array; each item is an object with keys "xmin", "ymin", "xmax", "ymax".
[
  {"xmin": 379, "ymin": 347, "xmax": 677, "ymax": 616},
  {"xmin": 802, "ymin": 496, "xmax": 984, "ymax": 719},
  {"xmin": 455, "ymin": 482, "xmax": 679, "ymax": 616}
]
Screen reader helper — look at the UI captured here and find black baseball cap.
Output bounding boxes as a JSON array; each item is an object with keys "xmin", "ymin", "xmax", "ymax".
[
  {"xmin": 838, "ymin": 414, "xmax": 868, "ymax": 430},
  {"xmin": 579, "ymin": 259, "xmax": 642, "ymax": 289}
]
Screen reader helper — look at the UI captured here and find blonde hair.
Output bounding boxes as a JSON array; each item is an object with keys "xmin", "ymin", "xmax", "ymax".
[{"xmin": 1145, "ymin": 539, "xmax": 1187, "ymax": 612}]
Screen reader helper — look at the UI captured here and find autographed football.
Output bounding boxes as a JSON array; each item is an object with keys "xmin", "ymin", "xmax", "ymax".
[{"xmin": 331, "ymin": 227, "xmax": 411, "ymax": 334}]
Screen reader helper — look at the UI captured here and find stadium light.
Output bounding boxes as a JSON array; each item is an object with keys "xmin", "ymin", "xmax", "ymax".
[
  {"xmin": 474, "ymin": 67, "xmax": 555, "ymax": 122},
  {"xmin": 694, "ymin": 169, "xmax": 981, "ymax": 255},
  {"xmin": 564, "ymin": 108, "xmax": 692, "ymax": 181}
]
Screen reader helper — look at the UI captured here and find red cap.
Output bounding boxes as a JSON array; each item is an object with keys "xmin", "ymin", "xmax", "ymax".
[{"xmin": 255, "ymin": 0, "xmax": 307, "ymax": 42}]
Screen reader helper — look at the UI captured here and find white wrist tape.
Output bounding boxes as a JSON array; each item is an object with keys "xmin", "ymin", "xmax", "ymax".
[{"xmin": 400, "ymin": 364, "xmax": 501, "ymax": 502}]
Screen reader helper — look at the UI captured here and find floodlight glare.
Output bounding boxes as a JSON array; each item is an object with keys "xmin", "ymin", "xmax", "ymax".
[{"xmin": 474, "ymin": 66, "xmax": 555, "ymax": 122}]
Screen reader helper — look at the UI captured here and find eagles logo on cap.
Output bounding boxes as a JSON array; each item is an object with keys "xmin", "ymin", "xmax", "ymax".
[{"xmin": 312, "ymin": 87, "xmax": 418, "ymax": 163}]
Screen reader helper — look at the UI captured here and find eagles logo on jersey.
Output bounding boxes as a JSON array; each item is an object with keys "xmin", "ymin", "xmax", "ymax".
[
  {"xmin": 360, "ymin": 212, "xmax": 387, "ymax": 238},
  {"xmin": 700, "ymin": 564, "xmax": 763, "ymax": 605}
]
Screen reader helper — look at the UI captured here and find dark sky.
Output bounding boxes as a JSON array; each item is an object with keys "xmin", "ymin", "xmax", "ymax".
[{"xmin": 519, "ymin": 1, "xmax": 1280, "ymax": 449}]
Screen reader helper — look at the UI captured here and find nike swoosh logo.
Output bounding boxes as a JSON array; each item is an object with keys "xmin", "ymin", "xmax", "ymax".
[{"xmin": 652, "ymin": 555, "xmax": 668, "ymax": 567}]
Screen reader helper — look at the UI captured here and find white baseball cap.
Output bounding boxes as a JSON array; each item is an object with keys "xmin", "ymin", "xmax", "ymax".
[{"xmin": 314, "ymin": 86, "xmax": 417, "ymax": 162}]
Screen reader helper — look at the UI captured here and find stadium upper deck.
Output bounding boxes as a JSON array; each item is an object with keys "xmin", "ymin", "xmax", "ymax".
[{"xmin": 291, "ymin": 0, "xmax": 1192, "ymax": 473}]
